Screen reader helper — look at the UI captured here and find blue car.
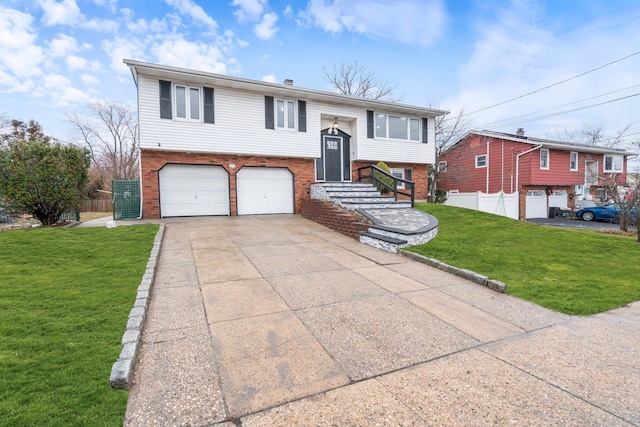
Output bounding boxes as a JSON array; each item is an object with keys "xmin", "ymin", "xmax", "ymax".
[{"xmin": 575, "ymin": 203, "xmax": 637, "ymax": 222}]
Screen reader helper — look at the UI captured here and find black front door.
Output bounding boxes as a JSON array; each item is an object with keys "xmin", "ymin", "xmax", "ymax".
[{"xmin": 324, "ymin": 136, "xmax": 342, "ymax": 181}]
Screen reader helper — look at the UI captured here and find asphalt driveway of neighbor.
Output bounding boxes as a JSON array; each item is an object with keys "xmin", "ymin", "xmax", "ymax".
[{"xmin": 122, "ymin": 215, "xmax": 640, "ymax": 426}]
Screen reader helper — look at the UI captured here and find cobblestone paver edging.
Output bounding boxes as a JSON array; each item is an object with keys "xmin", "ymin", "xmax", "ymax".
[
  {"xmin": 399, "ymin": 250, "xmax": 507, "ymax": 293},
  {"xmin": 109, "ymin": 224, "xmax": 165, "ymax": 389}
]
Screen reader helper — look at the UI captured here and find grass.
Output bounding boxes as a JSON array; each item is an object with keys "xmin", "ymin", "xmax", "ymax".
[
  {"xmin": 0, "ymin": 224, "xmax": 159, "ymax": 427},
  {"xmin": 411, "ymin": 203, "xmax": 640, "ymax": 315}
]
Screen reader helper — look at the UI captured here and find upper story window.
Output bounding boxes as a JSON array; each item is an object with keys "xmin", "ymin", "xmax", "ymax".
[
  {"xmin": 540, "ymin": 148, "xmax": 549, "ymax": 169},
  {"xmin": 604, "ymin": 154, "xmax": 623, "ymax": 173},
  {"xmin": 437, "ymin": 161, "xmax": 447, "ymax": 173},
  {"xmin": 159, "ymin": 80, "xmax": 214, "ymax": 123},
  {"xmin": 475, "ymin": 155, "xmax": 487, "ymax": 168},
  {"xmin": 375, "ymin": 113, "xmax": 420, "ymax": 141},
  {"xmin": 570, "ymin": 152, "xmax": 578, "ymax": 171},
  {"xmin": 175, "ymin": 85, "xmax": 200, "ymax": 120},
  {"xmin": 276, "ymin": 99, "xmax": 296, "ymax": 129}
]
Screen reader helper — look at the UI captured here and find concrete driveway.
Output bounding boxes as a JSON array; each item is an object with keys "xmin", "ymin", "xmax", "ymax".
[{"xmin": 124, "ymin": 215, "xmax": 640, "ymax": 426}]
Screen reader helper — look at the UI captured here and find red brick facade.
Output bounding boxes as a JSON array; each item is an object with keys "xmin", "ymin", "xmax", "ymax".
[
  {"xmin": 300, "ymin": 199, "xmax": 371, "ymax": 240},
  {"xmin": 140, "ymin": 149, "xmax": 316, "ymax": 218}
]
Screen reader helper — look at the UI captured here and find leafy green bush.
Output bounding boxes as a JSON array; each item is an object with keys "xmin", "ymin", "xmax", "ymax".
[
  {"xmin": 373, "ymin": 161, "xmax": 394, "ymax": 193},
  {"xmin": 434, "ymin": 188, "xmax": 448, "ymax": 204}
]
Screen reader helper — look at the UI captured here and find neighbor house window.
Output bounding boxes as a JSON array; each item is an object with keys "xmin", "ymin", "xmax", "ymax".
[
  {"xmin": 175, "ymin": 85, "xmax": 201, "ymax": 120},
  {"xmin": 437, "ymin": 161, "xmax": 447, "ymax": 173},
  {"xmin": 374, "ymin": 113, "xmax": 420, "ymax": 141},
  {"xmin": 570, "ymin": 152, "xmax": 578, "ymax": 171},
  {"xmin": 540, "ymin": 149, "xmax": 549, "ymax": 169},
  {"xmin": 276, "ymin": 99, "xmax": 296, "ymax": 129},
  {"xmin": 475, "ymin": 155, "xmax": 487, "ymax": 168},
  {"xmin": 603, "ymin": 154, "xmax": 623, "ymax": 173}
]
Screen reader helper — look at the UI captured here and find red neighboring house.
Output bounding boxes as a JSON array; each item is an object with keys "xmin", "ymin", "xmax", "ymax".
[{"xmin": 438, "ymin": 129, "xmax": 636, "ymax": 220}]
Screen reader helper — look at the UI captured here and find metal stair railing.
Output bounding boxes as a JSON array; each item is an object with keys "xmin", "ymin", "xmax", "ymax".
[{"xmin": 356, "ymin": 165, "xmax": 415, "ymax": 207}]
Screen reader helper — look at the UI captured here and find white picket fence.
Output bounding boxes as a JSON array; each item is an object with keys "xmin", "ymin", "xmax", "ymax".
[{"xmin": 445, "ymin": 191, "xmax": 519, "ymax": 220}]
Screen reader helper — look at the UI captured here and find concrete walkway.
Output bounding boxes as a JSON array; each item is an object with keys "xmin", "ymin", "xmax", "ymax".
[{"xmin": 123, "ymin": 215, "xmax": 640, "ymax": 426}]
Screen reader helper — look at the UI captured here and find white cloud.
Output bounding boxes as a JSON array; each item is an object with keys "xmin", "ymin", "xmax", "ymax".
[
  {"xmin": 254, "ymin": 12, "xmax": 278, "ymax": 40},
  {"xmin": 261, "ymin": 73, "xmax": 276, "ymax": 83},
  {"xmin": 80, "ymin": 73, "xmax": 100, "ymax": 85},
  {"xmin": 66, "ymin": 55, "xmax": 88, "ymax": 71},
  {"xmin": 38, "ymin": 0, "xmax": 83, "ymax": 26},
  {"xmin": 42, "ymin": 73, "xmax": 91, "ymax": 106},
  {"xmin": 102, "ymin": 36, "xmax": 148, "ymax": 74},
  {"xmin": 303, "ymin": 0, "xmax": 447, "ymax": 46},
  {"xmin": 283, "ymin": 5, "xmax": 293, "ymax": 19},
  {"xmin": 150, "ymin": 35, "xmax": 227, "ymax": 74},
  {"xmin": 48, "ymin": 34, "xmax": 78, "ymax": 57},
  {"xmin": 0, "ymin": 6, "xmax": 45, "ymax": 77},
  {"xmin": 164, "ymin": 0, "xmax": 217, "ymax": 31},
  {"xmin": 232, "ymin": 0, "xmax": 267, "ymax": 23}
]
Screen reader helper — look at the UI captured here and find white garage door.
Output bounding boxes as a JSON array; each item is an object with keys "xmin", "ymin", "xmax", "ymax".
[
  {"xmin": 236, "ymin": 167, "xmax": 294, "ymax": 215},
  {"xmin": 549, "ymin": 190, "xmax": 568, "ymax": 208},
  {"xmin": 526, "ymin": 190, "xmax": 547, "ymax": 218},
  {"xmin": 159, "ymin": 164, "xmax": 229, "ymax": 217}
]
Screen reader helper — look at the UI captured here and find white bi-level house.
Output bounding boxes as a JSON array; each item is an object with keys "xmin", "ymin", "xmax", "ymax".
[{"xmin": 124, "ymin": 60, "xmax": 446, "ymax": 218}]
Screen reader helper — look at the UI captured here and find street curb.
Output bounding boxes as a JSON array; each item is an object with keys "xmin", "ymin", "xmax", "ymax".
[
  {"xmin": 398, "ymin": 250, "xmax": 507, "ymax": 293},
  {"xmin": 109, "ymin": 223, "xmax": 165, "ymax": 389}
]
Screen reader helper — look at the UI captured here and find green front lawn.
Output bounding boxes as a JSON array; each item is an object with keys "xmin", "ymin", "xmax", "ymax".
[
  {"xmin": 411, "ymin": 203, "xmax": 639, "ymax": 315},
  {"xmin": 0, "ymin": 225, "xmax": 158, "ymax": 426}
]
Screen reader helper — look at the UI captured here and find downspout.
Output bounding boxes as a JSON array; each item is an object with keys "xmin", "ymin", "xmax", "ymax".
[
  {"xmin": 515, "ymin": 144, "xmax": 543, "ymax": 191},
  {"xmin": 486, "ymin": 139, "xmax": 490, "ymax": 193}
]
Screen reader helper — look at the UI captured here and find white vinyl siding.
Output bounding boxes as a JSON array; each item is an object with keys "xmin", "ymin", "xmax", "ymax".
[{"xmin": 138, "ymin": 76, "xmax": 318, "ymax": 158}]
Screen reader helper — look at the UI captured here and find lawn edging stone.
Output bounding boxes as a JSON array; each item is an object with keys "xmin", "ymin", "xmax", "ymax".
[
  {"xmin": 399, "ymin": 250, "xmax": 507, "ymax": 293},
  {"xmin": 109, "ymin": 223, "xmax": 165, "ymax": 390}
]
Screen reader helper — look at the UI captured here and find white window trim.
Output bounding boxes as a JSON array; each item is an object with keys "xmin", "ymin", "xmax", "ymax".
[
  {"xmin": 603, "ymin": 154, "xmax": 623, "ymax": 173},
  {"xmin": 475, "ymin": 155, "xmax": 487, "ymax": 168},
  {"xmin": 174, "ymin": 84, "xmax": 202, "ymax": 122},
  {"xmin": 390, "ymin": 168, "xmax": 405, "ymax": 189},
  {"xmin": 374, "ymin": 112, "xmax": 421, "ymax": 141},
  {"xmin": 569, "ymin": 152, "xmax": 578, "ymax": 171},
  {"xmin": 275, "ymin": 98, "xmax": 296, "ymax": 130},
  {"xmin": 437, "ymin": 161, "xmax": 447, "ymax": 173},
  {"xmin": 540, "ymin": 148, "xmax": 549, "ymax": 170}
]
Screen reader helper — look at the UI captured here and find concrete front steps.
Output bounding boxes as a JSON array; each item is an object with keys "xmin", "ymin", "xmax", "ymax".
[{"xmin": 308, "ymin": 182, "xmax": 438, "ymax": 253}]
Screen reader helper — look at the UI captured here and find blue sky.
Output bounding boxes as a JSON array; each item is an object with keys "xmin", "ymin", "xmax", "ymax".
[{"xmin": 1, "ymin": 0, "xmax": 640, "ymax": 152}]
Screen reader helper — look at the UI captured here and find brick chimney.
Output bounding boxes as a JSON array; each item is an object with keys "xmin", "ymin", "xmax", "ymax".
[{"xmin": 516, "ymin": 128, "xmax": 525, "ymax": 137}]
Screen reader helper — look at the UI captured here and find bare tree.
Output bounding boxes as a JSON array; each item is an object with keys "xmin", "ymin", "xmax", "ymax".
[
  {"xmin": 66, "ymin": 101, "xmax": 139, "ymax": 182},
  {"xmin": 429, "ymin": 107, "xmax": 473, "ymax": 201},
  {"xmin": 323, "ymin": 61, "xmax": 406, "ymax": 102},
  {"xmin": 552, "ymin": 120, "xmax": 634, "ymax": 147}
]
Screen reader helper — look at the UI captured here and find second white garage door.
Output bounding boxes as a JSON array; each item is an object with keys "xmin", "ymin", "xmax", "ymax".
[
  {"xmin": 236, "ymin": 167, "xmax": 294, "ymax": 215},
  {"xmin": 525, "ymin": 190, "xmax": 547, "ymax": 219},
  {"xmin": 159, "ymin": 164, "xmax": 230, "ymax": 217}
]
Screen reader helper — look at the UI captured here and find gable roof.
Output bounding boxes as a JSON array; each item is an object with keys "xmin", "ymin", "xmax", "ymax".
[
  {"xmin": 456, "ymin": 130, "xmax": 637, "ymax": 156},
  {"xmin": 124, "ymin": 59, "xmax": 448, "ymax": 119}
]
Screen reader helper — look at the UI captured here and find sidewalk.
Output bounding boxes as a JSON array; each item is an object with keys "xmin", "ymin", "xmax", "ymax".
[{"xmin": 123, "ymin": 215, "xmax": 640, "ymax": 426}]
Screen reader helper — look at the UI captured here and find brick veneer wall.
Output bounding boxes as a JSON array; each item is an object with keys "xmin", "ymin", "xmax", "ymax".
[
  {"xmin": 140, "ymin": 149, "xmax": 316, "ymax": 218},
  {"xmin": 300, "ymin": 199, "xmax": 371, "ymax": 240},
  {"xmin": 351, "ymin": 161, "xmax": 429, "ymax": 200}
]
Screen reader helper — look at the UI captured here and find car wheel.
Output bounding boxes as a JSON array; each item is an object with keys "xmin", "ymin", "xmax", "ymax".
[{"xmin": 581, "ymin": 211, "xmax": 595, "ymax": 221}]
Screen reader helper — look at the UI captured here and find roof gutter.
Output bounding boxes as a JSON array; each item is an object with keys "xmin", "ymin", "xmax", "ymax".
[{"xmin": 515, "ymin": 144, "xmax": 543, "ymax": 192}]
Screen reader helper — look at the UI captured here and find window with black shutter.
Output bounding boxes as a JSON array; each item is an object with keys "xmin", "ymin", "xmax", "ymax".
[
  {"xmin": 159, "ymin": 80, "xmax": 172, "ymax": 119},
  {"xmin": 265, "ymin": 96, "xmax": 274, "ymax": 129},
  {"xmin": 298, "ymin": 100, "xmax": 306, "ymax": 132},
  {"xmin": 203, "ymin": 87, "xmax": 214, "ymax": 124}
]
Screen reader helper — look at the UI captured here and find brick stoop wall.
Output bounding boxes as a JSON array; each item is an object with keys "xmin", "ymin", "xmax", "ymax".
[{"xmin": 301, "ymin": 198, "xmax": 372, "ymax": 240}]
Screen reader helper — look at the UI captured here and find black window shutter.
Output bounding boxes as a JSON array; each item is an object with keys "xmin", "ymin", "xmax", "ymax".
[
  {"xmin": 367, "ymin": 110, "xmax": 374, "ymax": 138},
  {"xmin": 404, "ymin": 169, "xmax": 412, "ymax": 181},
  {"xmin": 203, "ymin": 87, "xmax": 214, "ymax": 124},
  {"xmin": 159, "ymin": 80, "xmax": 172, "ymax": 119},
  {"xmin": 265, "ymin": 96, "xmax": 274, "ymax": 129},
  {"xmin": 422, "ymin": 118, "xmax": 428, "ymax": 143},
  {"xmin": 298, "ymin": 100, "xmax": 306, "ymax": 132}
]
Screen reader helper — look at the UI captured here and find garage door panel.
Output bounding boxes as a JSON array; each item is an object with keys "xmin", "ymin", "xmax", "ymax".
[
  {"xmin": 237, "ymin": 168, "xmax": 294, "ymax": 215},
  {"xmin": 159, "ymin": 164, "xmax": 230, "ymax": 217},
  {"xmin": 526, "ymin": 191, "xmax": 547, "ymax": 219}
]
